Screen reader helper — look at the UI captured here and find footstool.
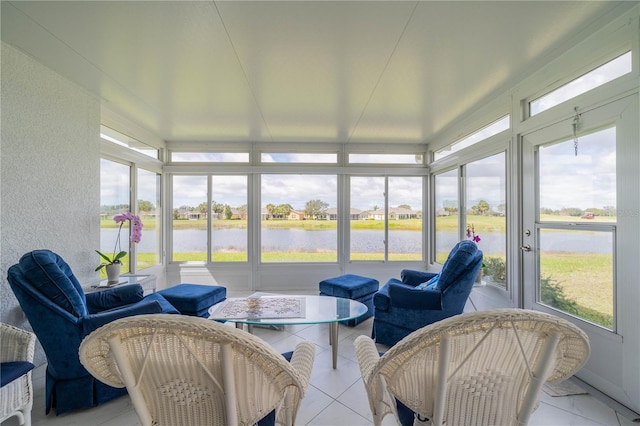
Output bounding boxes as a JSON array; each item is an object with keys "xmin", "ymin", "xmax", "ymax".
[
  {"xmin": 157, "ymin": 284, "xmax": 226, "ymax": 318},
  {"xmin": 319, "ymin": 274, "xmax": 379, "ymax": 326}
]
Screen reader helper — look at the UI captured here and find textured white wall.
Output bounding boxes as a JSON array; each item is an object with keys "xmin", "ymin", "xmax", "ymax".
[{"xmin": 1, "ymin": 42, "xmax": 101, "ymax": 364}]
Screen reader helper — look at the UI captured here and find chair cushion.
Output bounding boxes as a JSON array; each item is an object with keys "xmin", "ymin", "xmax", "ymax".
[
  {"xmin": 0, "ymin": 361, "xmax": 35, "ymax": 387},
  {"xmin": 143, "ymin": 293, "xmax": 181, "ymax": 315},
  {"xmin": 158, "ymin": 284, "xmax": 226, "ymax": 316},
  {"xmin": 415, "ymin": 274, "xmax": 439, "ymax": 290},
  {"xmin": 319, "ymin": 274, "xmax": 379, "ymax": 299},
  {"xmin": 437, "ymin": 240, "xmax": 480, "ymax": 291},
  {"xmin": 86, "ymin": 284, "xmax": 144, "ymax": 313},
  {"xmin": 17, "ymin": 250, "xmax": 87, "ymax": 316}
]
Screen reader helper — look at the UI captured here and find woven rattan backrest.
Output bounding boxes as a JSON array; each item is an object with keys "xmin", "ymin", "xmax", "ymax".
[
  {"xmin": 80, "ymin": 314, "xmax": 305, "ymax": 426},
  {"xmin": 374, "ymin": 309, "xmax": 590, "ymax": 426}
]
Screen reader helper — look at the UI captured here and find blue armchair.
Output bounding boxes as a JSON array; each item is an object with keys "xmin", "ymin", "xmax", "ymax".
[
  {"xmin": 7, "ymin": 250, "xmax": 179, "ymax": 415},
  {"xmin": 372, "ymin": 240, "xmax": 483, "ymax": 347}
]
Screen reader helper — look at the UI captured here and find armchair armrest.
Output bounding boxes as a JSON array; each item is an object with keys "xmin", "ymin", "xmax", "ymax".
[
  {"xmin": 86, "ymin": 284, "xmax": 144, "ymax": 314},
  {"xmin": 388, "ymin": 281, "xmax": 443, "ymax": 310},
  {"xmin": 81, "ymin": 300, "xmax": 163, "ymax": 335},
  {"xmin": 400, "ymin": 270, "xmax": 439, "ymax": 287}
]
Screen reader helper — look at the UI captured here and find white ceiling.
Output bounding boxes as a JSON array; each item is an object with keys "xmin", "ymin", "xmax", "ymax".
[{"xmin": 1, "ymin": 1, "xmax": 632, "ymax": 145}]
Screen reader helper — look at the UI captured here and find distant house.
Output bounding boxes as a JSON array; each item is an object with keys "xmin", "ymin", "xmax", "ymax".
[
  {"xmin": 360, "ymin": 207, "xmax": 419, "ymax": 220},
  {"xmin": 364, "ymin": 210, "xmax": 385, "ymax": 220},
  {"xmin": 174, "ymin": 208, "xmax": 204, "ymax": 220},
  {"xmin": 287, "ymin": 209, "xmax": 305, "ymax": 220},
  {"xmin": 388, "ymin": 207, "xmax": 417, "ymax": 220},
  {"xmin": 230, "ymin": 209, "xmax": 247, "ymax": 220},
  {"xmin": 323, "ymin": 207, "xmax": 362, "ymax": 220}
]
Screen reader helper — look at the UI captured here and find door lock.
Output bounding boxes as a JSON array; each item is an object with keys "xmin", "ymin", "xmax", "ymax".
[{"xmin": 520, "ymin": 244, "xmax": 531, "ymax": 252}]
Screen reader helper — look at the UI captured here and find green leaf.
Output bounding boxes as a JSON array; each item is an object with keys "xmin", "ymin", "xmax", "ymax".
[
  {"xmin": 113, "ymin": 251, "xmax": 127, "ymax": 263},
  {"xmin": 95, "ymin": 250, "xmax": 113, "ymax": 263}
]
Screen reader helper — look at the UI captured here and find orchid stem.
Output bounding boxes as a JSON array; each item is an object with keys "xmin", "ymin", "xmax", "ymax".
[{"xmin": 113, "ymin": 222, "xmax": 123, "ymax": 260}]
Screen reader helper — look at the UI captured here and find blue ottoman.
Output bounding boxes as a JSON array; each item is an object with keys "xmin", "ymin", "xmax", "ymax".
[
  {"xmin": 319, "ymin": 274, "xmax": 379, "ymax": 326},
  {"xmin": 158, "ymin": 284, "xmax": 226, "ymax": 318}
]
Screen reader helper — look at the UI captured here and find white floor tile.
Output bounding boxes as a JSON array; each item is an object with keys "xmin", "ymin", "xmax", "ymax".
[
  {"xmin": 529, "ymin": 401, "xmax": 615, "ymax": 426},
  {"xmin": 540, "ymin": 391, "xmax": 620, "ymax": 426},
  {"xmin": 295, "ymin": 385, "xmax": 335, "ymax": 425},
  {"xmin": 306, "ymin": 400, "xmax": 371, "ymax": 426},
  {"xmin": 308, "ymin": 350, "xmax": 364, "ymax": 398}
]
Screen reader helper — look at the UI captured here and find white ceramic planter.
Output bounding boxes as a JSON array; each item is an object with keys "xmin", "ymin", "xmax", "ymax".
[{"xmin": 105, "ymin": 263, "xmax": 121, "ymax": 283}]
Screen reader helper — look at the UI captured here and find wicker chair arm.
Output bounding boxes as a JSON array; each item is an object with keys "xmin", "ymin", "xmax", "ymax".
[
  {"xmin": 0, "ymin": 323, "xmax": 36, "ymax": 363},
  {"xmin": 354, "ymin": 335, "xmax": 380, "ymax": 384},
  {"xmin": 354, "ymin": 335, "xmax": 398, "ymax": 426},
  {"xmin": 278, "ymin": 341, "xmax": 316, "ymax": 426},
  {"xmin": 289, "ymin": 341, "xmax": 315, "ymax": 391}
]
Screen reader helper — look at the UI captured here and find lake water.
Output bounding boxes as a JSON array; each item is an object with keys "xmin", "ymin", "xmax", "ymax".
[{"xmin": 102, "ymin": 228, "xmax": 612, "ymax": 254}]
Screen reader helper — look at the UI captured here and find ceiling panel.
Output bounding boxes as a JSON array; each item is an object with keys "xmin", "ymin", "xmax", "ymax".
[
  {"xmin": 1, "ymin": 1, "xmax": 630, "ymax": 145},
  {"xmin": 349, "ymin": 1, "xmax": 623, "ymax": 143},
  {"xmin": 216, "ymin": 1, "xmax": 416, "ymax": 142}
]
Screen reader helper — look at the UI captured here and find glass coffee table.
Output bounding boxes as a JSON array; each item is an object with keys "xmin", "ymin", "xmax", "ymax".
[{"xmin": 208, "ymin": 294, "xmax": 368, "ymax": 368}]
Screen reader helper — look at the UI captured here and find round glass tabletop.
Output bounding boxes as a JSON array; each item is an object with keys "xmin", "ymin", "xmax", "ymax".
[{"xmin": 208, "ymin": 294, "xmax": 368, "ymax": 326}]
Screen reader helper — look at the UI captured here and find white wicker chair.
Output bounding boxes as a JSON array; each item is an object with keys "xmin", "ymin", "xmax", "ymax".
[
  {"xmin": 1, "ymin": 323, "xmax": 36, "ymax": 426},
  {"xmin": 354, "ymin": 309, "xmax": 590, "ymax": 426},
  {"xmin": 79, "ymin": 314, "xmax": 315, "ymax": 426}
]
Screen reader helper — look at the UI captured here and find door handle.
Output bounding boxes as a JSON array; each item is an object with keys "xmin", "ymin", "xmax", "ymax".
[{"xmin": 520, "ymin": 244, "xmax": 531, "ymax": 252}]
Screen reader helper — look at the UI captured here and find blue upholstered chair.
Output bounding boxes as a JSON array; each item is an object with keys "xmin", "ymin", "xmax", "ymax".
[
  {"xmin": 373, "ymin": 240, "xmax": 483, "ymax": 347},
  {"xmin": 6, "ymin": 250, "xmax": 179, "ymax": 415}
]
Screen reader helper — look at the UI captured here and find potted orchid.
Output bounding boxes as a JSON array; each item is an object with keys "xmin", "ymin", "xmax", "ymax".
[
  {"xmin": 467, "ymin": 224, "xmax": 484, "ymax": 284},
  {"xmin": 96, "ymin": 212, "xmax": 143, "ymax": 281},
  {"xmin": 466, "ymin": 224, "xmax": 481, "ymax": 243}
]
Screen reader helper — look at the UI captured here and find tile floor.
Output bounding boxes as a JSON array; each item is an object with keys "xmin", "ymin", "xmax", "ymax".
[{"xmin": 3, "ymin": 315, "xmax": 637, "ymax": 426}]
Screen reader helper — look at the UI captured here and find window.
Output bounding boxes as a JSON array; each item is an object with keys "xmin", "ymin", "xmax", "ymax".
[
  {"xmin": 349, "ymin": 153, "xmax": 423, "ymax": 164},
  {"xmin": 465, "ymin": 153, "xmax": 507, "ymax": 287},
  {"xmin": 539, "ymin": 128, "xmax": 616, "ymax": 223},
  {"xmin": 261, "ymin": 153, "xmax": 337, "ymax": 163},
  {"xmin": 170, "ymin": 152, "xmax": 250, "ymax": 162},
  {"xmin": 536, "ymin": 126, "xmax": 616, "ymax": 329},
  {"xmin": 100, "ymin": 125, "xmax": 158, "ymax": 159},
  {"xmin": 172, "ymin": 176, "xmax": 208, "ymax": 262},
  {"xmin": 530, "ymin": 51, "xmax": 632, "ymax": 116},
  {"xmin": 261, "ymin": 174, "xmax": 338, "ymax": 262},
  {"xmin": 99, "ymin": 159, "xmax": 131, "ymax": 274},
  {"xmin": 388, "ymin": 177, "xmax": 423, "ymax": 261},
  {"xmin": 212, "ymin": 176, "xmax": 248, "ymax": 262},
  {"xmin": 350, "ymin": 176, "xmax": 423, "ymax": 261},
  {"xmin": 434, "ymin": 116, "xmax": 509, "ymax": 161},
  {"xmin": 136, "ymin": 168, "xmax": 161, "ymax": 270},
  {"xmin": 350, "ymin": 177, "xmax": 385, "ymax": 261},
  {"xmin": 434, "ymin": 169, "xmax": 458, "ymax": 264}
]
